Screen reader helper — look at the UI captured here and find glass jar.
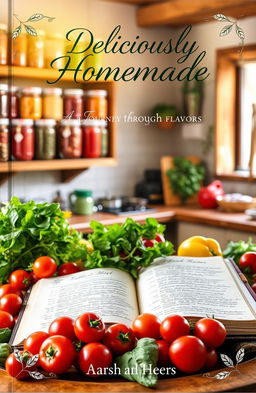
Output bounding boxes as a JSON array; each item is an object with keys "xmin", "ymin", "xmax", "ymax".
[
  {"xmin": 11, "ymin": 119, "xmax": 34, "ymax": 161},
  {"xmin": 28, "ymin": 30, "xmax": 45, "ymax": 68},
  {"xmin": 0, "ymin": 24, "xmax": 7, "ymax": 65},
  {"xmin": 84, "ymin": 90, "xmax": 108, "ymax": 119},
  {"xmin": 12, "ymin": 33, "xmax": 27, "ymax": 66},
  {"xmin": 20, "ymin": 87, "xmax": 42, "ymax": 119},
  {"xmin": 0, "ymin": 84, "xmax": 8, "ymax": 118},
  {"xmin": 43, "ymin": 88, "xmax": 63, "ymax": 120},
  {"xmin": 9, "ymin": 86, "xmax": 19, "ymax": 118},
  {"xmin": 69, "ymin": 190, "xmax": 94, "ymax": 215},
  {"xmin": 58, "ymin": 119, "xmax": 82, "ymax": 158},
  {"xmin": 45, "ymin": 33, "xmax": 65, "ymax": 69},
  {"xmin": 0, "ymin": 85, "xmax": 19, "ymax": 118},
  {"xmin": 100, "ymin": 120, "xmax": 109, "ymax": 157},
  {"xmin": 65, "ymin": 40, "xmax": 86, "ymax": 71},
  {"xmin": 63, "ymin": 89, "xmax": 83, "ymax": 119},
  {"xmin": 0, "ymin": 118, "xmax": 9, "ymax": 162},
  {"xmin": 35, "ymin": 119, "xmax": 56, "ymax": 160},
  {"xmin": 81, "ymin": 119, "xmax": 102, "ymax": 158}
]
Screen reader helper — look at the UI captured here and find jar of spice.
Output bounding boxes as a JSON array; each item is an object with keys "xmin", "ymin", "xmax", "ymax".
[
  {"xmin": 11, "ymin": 119, "xmax": 34, "ymax": 161},
  {"xmin": 28, "ymin": 30, "xmax": 45, "ymax": 68},
  {"xmin": 12, "ymin": 33, "xmax": 27, "ymax": 66},
  {"xmin": 9, "ymin": 86, "xmax": 19, "ymax": 118},
  {"xmin": 0, "ymin": 24, "xmax": 7, "ymax": 65},
  {"xmin": 20, "ymin": 87, "xmax": 42, "ymax": 119},
  {"xmin": 100, "ymin": 120, "xmax": 109, "ymax": 157},
  {"xmin": 0, "ymin": 84, "xmax": 8, "ymax": 118},
  {"xmin": 84, "ymin": 90, "xmax": 108, "ymax": 119},
  {"xmin": 0, "ymin": 118, "xmax": 9, "ymax": 162},
  {"xmin": 63, "ymin": 89, "xmax": 83, "ymax": 119},
  {"xmin": 35, "ymin": 119, "xmax": 56, "ymax": 160},
  {"xmin": 0, "ymin": 85, "xmax": 19, "ymax": 118},
  {"xmin": 45, "ymin": 33, "xmax": 65, "ymax": 69},
  {"xmin": 69, "ymin": 190, "xmax": 94, "ymax": 215},
  {"xmin": 43, "ymin": 88, "xmax": 63, "ymax": 120},
  {"xmin": 58, "ymin": 119, "xmax": 82, "ymax": 158},
  {"xmin": 81, "ymin": 119, "xmax": 102, "ymax": 158}
]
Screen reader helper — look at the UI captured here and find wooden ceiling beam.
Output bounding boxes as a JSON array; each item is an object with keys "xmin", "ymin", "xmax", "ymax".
[
  {"xmin": 137, "ymin": 0, "xmax": 256, "ymax": 27},
  {"xmin": 102, "ymin": 0, "xmax": 162, "ymax": 5}
]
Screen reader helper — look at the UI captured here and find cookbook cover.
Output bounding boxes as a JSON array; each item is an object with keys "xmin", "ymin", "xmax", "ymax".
[{"xmin": 0, "ymin": 0, "xmax": 256, "ymax": 392}]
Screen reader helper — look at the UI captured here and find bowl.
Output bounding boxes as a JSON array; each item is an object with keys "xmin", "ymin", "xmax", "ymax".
[{"xmin": 216, "ymin": 195, "xmax": 256, "ymax": 212}]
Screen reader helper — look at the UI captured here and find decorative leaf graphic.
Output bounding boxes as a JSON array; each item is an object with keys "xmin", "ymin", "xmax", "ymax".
[
  {"xmin": 220, "ymin": 354, "xmax": 234, "ymax": 367},
  {"xmin": 14, "ymin": 348, "xmax": 23, "ymax": 363},
  {"xmin": 26, "ymin": 354, "xmax": 39, "ymax": 367},
  {"xmin": 213, "ymin": 14, "xmax": 231, "ymax": 22},
  {"xmin": 28, "ymin": 371, "xmax": 45, "ymax": 380},
  {"xmin": 215, "ymin": 371, "xmax": 232, "ymax": 380},
  {"xmin": 48, "ymin": 17, "xmax": 55, "ymax": 22},
  {"xmin": 236, "ymin": 25, "xmax": 245, "ymax": 40},
  {"xmin": 24, "ymin": 24, "xmax": 37, "ymax": 36},
  {"xmin": 12, "ymin": 25, "xmax": 21, "ymax": 39},
  {"xmin": 26, "ymin": 13, "xmax": 45, "ymax": 22},
  {"xmin": 219, "ymin": 24, "xmax": 233, "ymax": 37},
  {"xmin": 236, "ymin": 348, "xmax": 245, "ymax": 364}
]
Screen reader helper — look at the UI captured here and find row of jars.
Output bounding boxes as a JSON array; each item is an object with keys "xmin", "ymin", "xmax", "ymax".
[
  {"xmin": 0, "ymin": 24, "xmax": 103, "ymax": 70},
  {"xmin": 0, "ymin": 85, "xmax": 108, "ymax": 120},
  {"xmin": 0, "ymin": 118, "xmax": 109, "ymax": 162}
]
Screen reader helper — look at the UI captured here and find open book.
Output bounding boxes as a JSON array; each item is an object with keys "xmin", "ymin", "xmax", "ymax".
[{"xmin": 11, "ymin": 256, "xmax": 256, "ymax": 346}]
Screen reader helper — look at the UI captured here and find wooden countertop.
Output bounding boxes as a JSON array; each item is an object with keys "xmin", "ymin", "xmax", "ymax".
[{"xmin": 69, "ymin": 205, "xmax": 256, "ymax": 233}]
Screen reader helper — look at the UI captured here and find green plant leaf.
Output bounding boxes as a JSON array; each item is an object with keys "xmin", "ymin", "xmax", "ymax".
[
  {"xmin": 213, "ymin": 14, "xmax": 231, "ymax": 22},
  {"xmin": 26, "ymin": 13, "xmax": 45, "ymax": 22},
  {"xmin": 12, "ymin": 25, "xmax": 21, "ymax": 39},
  {"xmin": 24, "ymin": 24, "xmax": 37, "ymax": 36},
  {"xmin": 219, "ymin": 24, "xmax": 233, "ymax": 37},
  {"xmin": 235, "ymin": 25, "xmax": 245, "ymax": 40}
]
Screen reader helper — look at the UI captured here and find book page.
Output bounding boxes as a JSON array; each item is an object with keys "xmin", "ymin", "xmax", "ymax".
[
  {"xmin": 12, "ymin": 268, "xmax": 138, "ymax": 346},
  {"xmin": 137, "ymin": 256, "xmax": 256, "ymax": 321}
]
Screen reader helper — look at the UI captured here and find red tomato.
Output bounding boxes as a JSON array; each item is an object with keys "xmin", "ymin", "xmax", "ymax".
[
  {"xmin": 160, "ymin": 315, "xmax": 190, "ymax": 343},
  {"xmin": 155, "ymin": 233, "xmax": 165, "ymax": 243},
  {"xmin": 49, "ymin": 316, "xmax": 76, "ymax": 341},
  {"xmin": 103, "ymin": 323, "xmax": 136, "ymax": 355},
  {"xmin": 9, "ymin": 270, "xmax": 32, "ymax": 290},
  {"xmin": 78, "ymin": 343, "xmax": 112, "ymax": 378},
  {"xmin": 0, "ymin": 310, "xmax": 14, "ymax": 329},
  {"xmin": 0, "ymin": 294, "xmax": 22, "ymax": 316},
  {"xmin": 156, "ymin": 340, "xmax": 170, "ymax": 367},
  {"xmin": 58, "ymin": 262, "xmax": 80, "ymax": 276},
  {"xmin": 0, "ymin": 284, "xmax": 22, "ymax": 299},
  {"xmin": 5, "ymin": 351, "xmax": 36, "ymax": 380},
  {"xmin": 205, "ymin": 348, "xmax": 218, "ymax": 370},
  {"xmin": 239, "ymin": 252, "xmax": 256, "ymax": 274},
  {"xmin": 132, "ymin": 313, "xmax": 160, "ymax": 339},
  {"xmin": 24, "ymin": 331, "xmax": 50, "ymax": 355},
  {"xmin": 169, "ymin": 335, "xmax": 207, "ymax": 373},
  {"xmin": 194, "ymin": 318, "xmax": 226, "ymax": 348},
  {"xmin": 30, "ymin": 272, "xmax": 40, "ymax": 284},
  {"xmin": 251, "ymin": 283, "xmax": 256, "ymax": 294},
  {"xmin": 39, "ymin": 335, "xmax": 76, "ymax": 374},
  {"xmin": 74, "ymin": 313, "xmax": 105, "ymax": 343},
  {"xmin": 142, "ymin": 239, "xmax": 156, "ymax": 248},
  {"xmin": 33, "ymin": 256, "xmax": 57, "ymax": 278}
]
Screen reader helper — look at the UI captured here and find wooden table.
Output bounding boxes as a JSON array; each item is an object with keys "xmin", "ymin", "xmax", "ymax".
[{"xmin": 1, "ymin": 358, "xmax": 255, "ymax": 392}]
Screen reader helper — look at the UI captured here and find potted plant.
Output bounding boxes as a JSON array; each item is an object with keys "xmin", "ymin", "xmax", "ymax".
[{"xmin": 150, "ymin": 104, "xmax": 179, "ymax": 130}]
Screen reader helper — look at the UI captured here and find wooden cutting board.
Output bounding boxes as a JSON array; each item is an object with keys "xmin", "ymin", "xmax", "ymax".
[{"xmin": 161, "ymin": 156, "xmax": 201, "ymax": 206}]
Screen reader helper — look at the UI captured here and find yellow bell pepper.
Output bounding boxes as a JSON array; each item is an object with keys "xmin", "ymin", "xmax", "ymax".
[{"xmin": 178, "ymin": 236, "xmax": 222, "ymax": 257}]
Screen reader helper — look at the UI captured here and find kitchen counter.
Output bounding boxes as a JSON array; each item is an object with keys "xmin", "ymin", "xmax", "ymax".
[{"xmin": 69, "ymin": 205, "xmax": 256, "ymax": 233}]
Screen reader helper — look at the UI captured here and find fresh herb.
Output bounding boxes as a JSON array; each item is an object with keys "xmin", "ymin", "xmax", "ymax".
[
  {"xmin": 0, "ymin": 197, "xmax": 87, "ymax": 283},
  {"xmin": 86, "ymin": 218, "xmax": 174, "ymax": 278},
  {"xmin": 223, "ymin": 238, "xmax": 256, "ymax": 264},
  {"xmin": 166, "ymin": 157, "xmax": 205, "ymax": 203}
]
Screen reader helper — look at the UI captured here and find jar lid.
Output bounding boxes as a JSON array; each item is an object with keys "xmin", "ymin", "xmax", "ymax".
[
  {"xmin": 81, "ymin": 119, "xmax": 107, "ymax": 127},
  {"xmin": 0, "ymin": 85, "xmax": 19, "ymax": 93},
  {"xmin": 35, "ymin": 119, "xmax": 56, "ymax": 126},
  {"xmin": 85, "ymin": 90, "xmax": 108, "ymax": 97},
  {"xmin": 0, "ymin": 84, "xmax": 8, "ymax": 91},
  {"xmin": 60, "ymin": 119, "xmax": 81, "ymax": 126},
  {"xmin": 9, "ymin": 86, "xmax": 19, "ymax": 93},
  {"xmin": 74, "ymin": 190, "xmax": 93, "ymax": 197},
  {"xmin": 63, "ymin": 89, "xmax": 84, "ymax": 96},
  {"xmin": 43, "ymin": 88, "xmax": 62, "ymax": 96},
  {"xmin": 0, "ymin": 119, "xmax": 9, "ymax": 125},
  {"xmin": 11, "ymin": 119, "xmax": 34, "ymax": 126},
  {"xmin": 21, "ymin": 87, "xmax": 42, "ymax": 95}
]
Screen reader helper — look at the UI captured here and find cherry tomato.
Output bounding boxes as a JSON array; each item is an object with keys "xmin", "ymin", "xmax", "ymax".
[
  {"xmin": 58, "ymin": 262, "xmax": 80, "ymax": 276},
  {"xmin": 103, "ymin": 323, "xmax": 136, "ymax": 355},
  {"xmin": 24, "ymin": 331, "xmax": 50, "ymax": 355},
  {"xmin": 142, "ymin": 239, "xmax": 156, "ymax": 248},
  {"xmin": 156, "ymin": 340, "xmax": 170, "ymax": 367},
  {"xmin": 155, "ymin": 233, "xmax": 165, "ymax": 243},
  {"xmin": 30, "ymin": 272, "xmax": 40, "ymax": 284},
  {"xmin": 251, "ymin": 283, "xmax": 256, "ymax": 294},
  {"xmin": 0, "ymin": 294, "xmax": 22, "ymax": 316},
  {"xmin": 78, "ymin": 343, "xmax": 112, "ymax": 378},
  {"xmin": 33, "ymin": 256, "xmax": 57, "ymax": 278},
  {"xmin": 5, "ymin": 351, "xmax": 36, "ymax": 380},
  {"xmin": 132, "ymin": 313, "xmax": 160, "ymax": 339},
  {"xmin": 0, "ymin": 310, "xmax": 14, "ymax": 329},
  {"xmin": 49, "ymin": 316, "xmax": 76, "ymax": 341},
  {"xmin": 74, "ymin": 313, "xmax": 105, "ymax": 343},
  {"xmin": 194, "ymin": 318, "xmax": 226, "ymax": 348},
  {"xmin": 205, "ymin": 348, "xmax": 218, "ymax": 370},
  {"xmin": 39, "ymin": 335, "xmax": 76, "ymax": 374},
  {"xmin": 169, "ymin": 335, "xmax": 207, "ymax": 373},
  {"xmin": 14, "ymin": 315, "xmax": 19, "ymax": 323},
  {"xmin": 239, "ymin": 252, "xmax": 256, "ymax": 274},
  {"xmin": 0, "ymin": 284, "xmax": 22, "ymax": 299},
  {"xmin": 9, "ymin": 270, "xmax": 32, "ymax": 290},
  {"xmin": 160, "ymin": 315, "xmax": 190, "ymax": 343}
]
